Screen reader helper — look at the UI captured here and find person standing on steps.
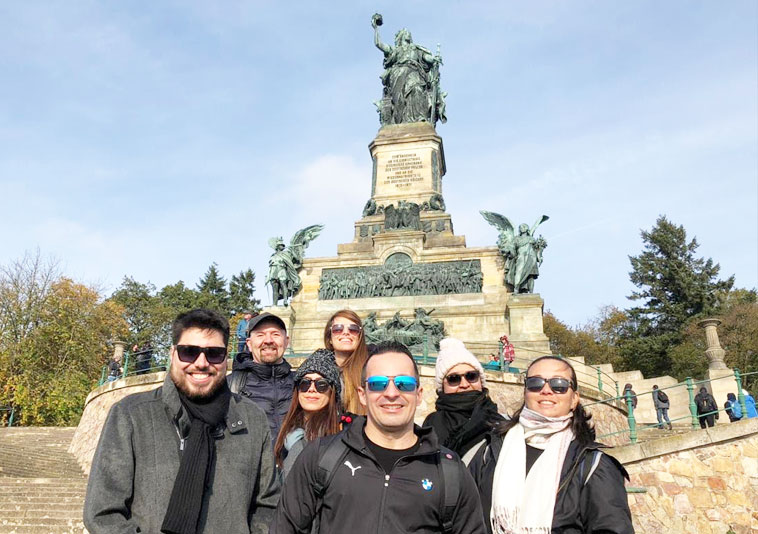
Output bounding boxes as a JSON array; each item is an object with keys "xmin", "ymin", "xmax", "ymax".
[{"xmin": 652, "ymin": 385, "xmax": 672, "ymax": 430}]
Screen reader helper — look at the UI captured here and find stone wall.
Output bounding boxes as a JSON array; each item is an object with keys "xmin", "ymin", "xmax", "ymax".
[
  {"xmin": 69, "ymin": 373, "xmax": 165, "ymax": 475},
  {"xmin": 70, "ymin": 363, "xmax": 631, "ymax": 473},
  {"xmin": 608, "ymin": 418, "xmax": 758, "ymax": 534}
]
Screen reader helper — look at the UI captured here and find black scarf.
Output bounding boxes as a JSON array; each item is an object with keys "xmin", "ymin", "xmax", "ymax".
[
  {"xmin": 426, "ymin": 390, "xmax": 500, "ymax": 456},
  {"xmin": 161, "ymin": 382, "xmax": 231, "ymax": 534}
]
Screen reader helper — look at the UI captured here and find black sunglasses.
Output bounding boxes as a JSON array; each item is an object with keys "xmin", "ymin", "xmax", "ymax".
[
  {"xmin": 175, "ymin": 345, "xmax": 227, "ymax": 364},
  {"xmin": 330, "ymin": 323, "xmax": 362, "ymax": 335},
  {"xmin": 524, "ymin": 376, "xmax": 574, "ymax": 394},
  {"xmin": 297, "ymin": 378, "xmax": 331, "ymax": 393},
  {"xmin": 445, "ymin": 371, "xmax": 481, "ymax": 386}
]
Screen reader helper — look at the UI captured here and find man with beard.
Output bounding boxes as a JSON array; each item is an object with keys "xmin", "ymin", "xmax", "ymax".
[
  {"xmin": 84, "ymin": 309, "xmax": 280, "ymax": 534},
  {"xmin": 228, "ymin": 312, "xmax": 295, "ymax": 443}
]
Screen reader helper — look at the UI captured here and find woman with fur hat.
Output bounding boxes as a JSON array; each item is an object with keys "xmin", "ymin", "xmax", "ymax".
[
  {"xmin": 423, "ymin": 337, "xmax": 503, "ymax": 465},
  {"xmin": 274, "ymin": 349, "xmax": 343, "ymax": 478}
]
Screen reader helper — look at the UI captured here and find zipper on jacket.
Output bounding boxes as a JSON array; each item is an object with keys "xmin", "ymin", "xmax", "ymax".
[{"xmin": 173, "ymin": 419, "xmax": 186, "ymax": 451}]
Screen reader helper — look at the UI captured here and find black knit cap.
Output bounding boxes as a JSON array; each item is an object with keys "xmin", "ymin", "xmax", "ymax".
[{"xmin": 294, "ymin": 349, "xmax": 342, "ymax": 403}]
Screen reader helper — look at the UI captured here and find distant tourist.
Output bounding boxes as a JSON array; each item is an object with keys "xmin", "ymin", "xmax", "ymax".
[
  {"xmin": 274, "ymin": 349, "xmax": 343, "ymax": 479},
  {"xmin": 106, "ymin": 353, "xmax": 121, "ymax": 382},
  {"xmin": 694, "ymin": 387, "xmax": 719, "ymax": 428},
  {"xmin": 423, "ymin": 337, "xmax": 503, "ymax": 465},
  {"xmin": 84, "ymin": 309, "xmax": 279, "ymax": 533},
  {"xmin": 323, "ymin": 309, "xmax": 368, "ymax": 415},
  {"xmin": 132, "ymin": 341, "xmax": 153, "ymax": 375},
  {"xmin": 724, "ymin": 392, "xmax": 742, "ymax": 422},
  {"xmin": 228, "ymin": 312, "xmax": 294, "ymax": 443},
  {"xmin": 652, "ymin": 385, "xmax": 672, "ymax": 430},
  {"xmin": 622, "ymin": 383, "xmax": 638, "ymax": 409},
  {"xmin": 235, "ymin": 311, "xmax": 254, "ymax": 353},
  {"xmin": 743, "ymin": 389, "xmax": 758, "ymax": 418},
  {"xmin": 469, "ymin": 355, "xmax": 634, "ymax": 534}
]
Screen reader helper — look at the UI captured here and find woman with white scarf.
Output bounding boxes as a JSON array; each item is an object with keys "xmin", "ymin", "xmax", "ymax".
[{"xmin": 468, "ymin": 356, "xmax": 634, "ymax": 534}]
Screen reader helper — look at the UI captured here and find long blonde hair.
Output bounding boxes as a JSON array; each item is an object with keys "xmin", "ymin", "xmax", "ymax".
[{"xmin": 324, "ymin": 309, "xmax": 368, "ymax": 415}]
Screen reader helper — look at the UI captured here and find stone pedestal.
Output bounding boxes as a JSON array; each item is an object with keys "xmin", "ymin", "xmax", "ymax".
[
  {"xmin": 698, "ymin": 318, "xmax": 728, "ymax": 370},
  {"xmin": 505, "ymin": 294, "xmax": 551, "ymax": 361},
  {"xmin": 368, "ymin": 122, "xmax": 445, "ymax": 207},
  {"xmin": 112, "ymin": 340, "xmax": 126, "ymax": 361}
]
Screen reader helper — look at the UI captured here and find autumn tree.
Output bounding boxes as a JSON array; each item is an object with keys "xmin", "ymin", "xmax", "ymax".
[{"xmin": 0, "ymin": 252, "xmax": 127, "ymax": 425}]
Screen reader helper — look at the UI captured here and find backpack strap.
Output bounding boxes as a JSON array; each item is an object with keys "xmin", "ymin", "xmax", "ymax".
[
  {"xmin": 314, "ymin": 437, "xmax": 350, "ymax": 498},
  {"xmin": 439, "ymin": 447, "xmax": 460, "ymax": 534},
  {"xmin": 583, "ymin": 451, "xmax": 602, "ymax": 485}
]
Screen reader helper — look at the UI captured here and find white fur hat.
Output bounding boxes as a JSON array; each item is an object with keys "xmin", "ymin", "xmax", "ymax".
[{"xmin": 434, "ymin": 337, "xmax": 486, "ymax": 391}]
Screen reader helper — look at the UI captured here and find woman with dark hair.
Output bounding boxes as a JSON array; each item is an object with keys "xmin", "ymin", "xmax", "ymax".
[
  {"xmin": 323, "ymin": 309, "xmax": 368, "ymax": 415},
  {"xmin": 423, "ymin": 338, "xmax": 503, "ymax": 465},
  {"xmin": 469, "ymin": 355, "xmax": 634, "ymax": 534},
  {"xmin": 274, "ymin": 349, "xmax": 342, "ymax": 478}
]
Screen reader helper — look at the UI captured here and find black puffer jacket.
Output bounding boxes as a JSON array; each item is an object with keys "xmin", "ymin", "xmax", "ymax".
[
  {"xmin": 468, "ymin": 432, "xmax": 634, "ymax": 534},
  {"xmin": 227, "ymin": 352, "xmax": 294, "ymax": 443},
  {"xmin": 271, "ymin": 417, "xmax": 487, "ymax": 534}
]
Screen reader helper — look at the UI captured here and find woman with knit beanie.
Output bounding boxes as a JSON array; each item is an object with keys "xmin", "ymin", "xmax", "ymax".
[
  {"xmin": 423, "ymin": 337, "xmax": 503, "ymax": 465},
  {"xmin": 469, "ymin": 356, "xmax": 633, "ymax": 534},
  {"xmin": 274, "ymin": 349, "xmax": 343, "ymax": 478}
]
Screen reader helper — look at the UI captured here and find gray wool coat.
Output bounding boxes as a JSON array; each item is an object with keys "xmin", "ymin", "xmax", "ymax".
[{"xmin": 84, "ymin": 374, "xmax": 281, "ymax": 534}]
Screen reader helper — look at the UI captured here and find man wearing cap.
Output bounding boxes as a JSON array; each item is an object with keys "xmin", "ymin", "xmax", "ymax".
[
  {"xmin": 228, "ymin": 311, "xmax": 295, "ymax": 442},
  {"xmin": 84, "ymin": 309, "xmax": 279, "ymax": 534},
  {"xmin": 271, "ymin": 340, "xmax": 486, "ymax": 534}
]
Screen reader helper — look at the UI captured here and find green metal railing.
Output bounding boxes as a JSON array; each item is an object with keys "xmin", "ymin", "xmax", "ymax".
[
  {"xmin": 584, "ymin": 368, "xmax": 757, "ymax": 444},
  {"xmin": 0, "ymin": 406, "xmax": 16, "ymax": 427}
]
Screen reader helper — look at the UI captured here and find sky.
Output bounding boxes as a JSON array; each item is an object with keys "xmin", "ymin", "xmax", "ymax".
[{"xmin": 1, "ymin": 1, "xmax": 756, "ymax": 327}]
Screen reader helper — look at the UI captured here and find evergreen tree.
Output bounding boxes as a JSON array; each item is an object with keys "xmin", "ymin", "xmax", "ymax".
[
  {"xmin": 621, "ymin": 216, "xmax": 734, "ymax": 377},
  {"xmin": 196, "ymin": 263, "xmax": 229, "ymax": 313},
  {"xmin": 229, "ymin": 269, "xmax": 261, "ymax": 315}
]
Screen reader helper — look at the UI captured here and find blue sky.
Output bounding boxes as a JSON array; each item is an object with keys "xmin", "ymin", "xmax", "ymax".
[{"xmin": 1, "ymin": 1, "xmax": 756, "ymax": 327}]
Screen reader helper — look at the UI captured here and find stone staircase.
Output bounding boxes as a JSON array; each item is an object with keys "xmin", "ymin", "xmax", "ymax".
[
  {"xmin": 0, "ymin": 428, "xmax": 87, "ymax": 534},
  {"xmin": 630, "ymin": 423, "xmax": 694, "ymax": 444}
]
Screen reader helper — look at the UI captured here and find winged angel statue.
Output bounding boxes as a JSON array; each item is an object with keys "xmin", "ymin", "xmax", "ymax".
[
  {"xmin": 266, "ymin": 224, "xmax": 324, "ymax": 306},
  {"xmin": 480, "ymin": 211, "xmax": 549, "ymax": 294}
]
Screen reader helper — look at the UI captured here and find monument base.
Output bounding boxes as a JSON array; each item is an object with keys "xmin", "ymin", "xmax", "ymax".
[{"xmin": 505, "ymin": 293, "xmax": 551, "ymax": 362}]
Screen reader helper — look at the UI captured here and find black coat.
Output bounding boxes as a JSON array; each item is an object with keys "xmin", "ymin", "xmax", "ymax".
[
  {"xmin": 227, "ymin": 352, "xmax": 294, "ymax": 443},
  {"xmin": 468, "ymin": 432, "xmax": 634, "ymax": 534},
  {"xmin": 270, "ymin": 417, "xmax": 487, "ymax": 534}
]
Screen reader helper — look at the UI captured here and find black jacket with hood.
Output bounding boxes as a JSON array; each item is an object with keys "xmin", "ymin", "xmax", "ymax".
[
  {"xmin": 270, "ymin": 416, "xmax": 487, "ymax": 534},
  {"xmin": 227, "ymin": 351, "xmax": 294, "ymax": 443},
  {"xmin": 468, "ymin": 432, "xmax": 634, "ymax": 534}
]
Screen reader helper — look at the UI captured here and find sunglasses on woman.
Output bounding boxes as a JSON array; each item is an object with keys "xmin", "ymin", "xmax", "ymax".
[
  {"xmin": 175, "ymin": 345, "xmax": 227, "ymax": 364},
  {"xmin": 365, "ymin": 375, "xmax": 418, "ymax": 392},
  {"xmin": 330, "ymin": 323, "xmax": 362, "ymax": 336},
  {"xmin": 297, "ymin": 378, "xmax": 331, "ymax": 393},
  {"xmin": 445, "ymin": 371, "xmax": 481, "ymax": 386},
  {"xmin": 524, "ymin": 376, "xmax": 574, "ymax": 394}
]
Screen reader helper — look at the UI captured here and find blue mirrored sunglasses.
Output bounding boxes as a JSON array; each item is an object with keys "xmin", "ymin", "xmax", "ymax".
[{"xmin": 366, "ymin": 375, "xmax": 418, "ymax": 393}]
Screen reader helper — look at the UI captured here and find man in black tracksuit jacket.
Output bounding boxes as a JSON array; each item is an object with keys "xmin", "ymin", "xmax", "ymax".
[{"xmin": 270, "ymin": 342, "xmax": 486, "ymax": 534}]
